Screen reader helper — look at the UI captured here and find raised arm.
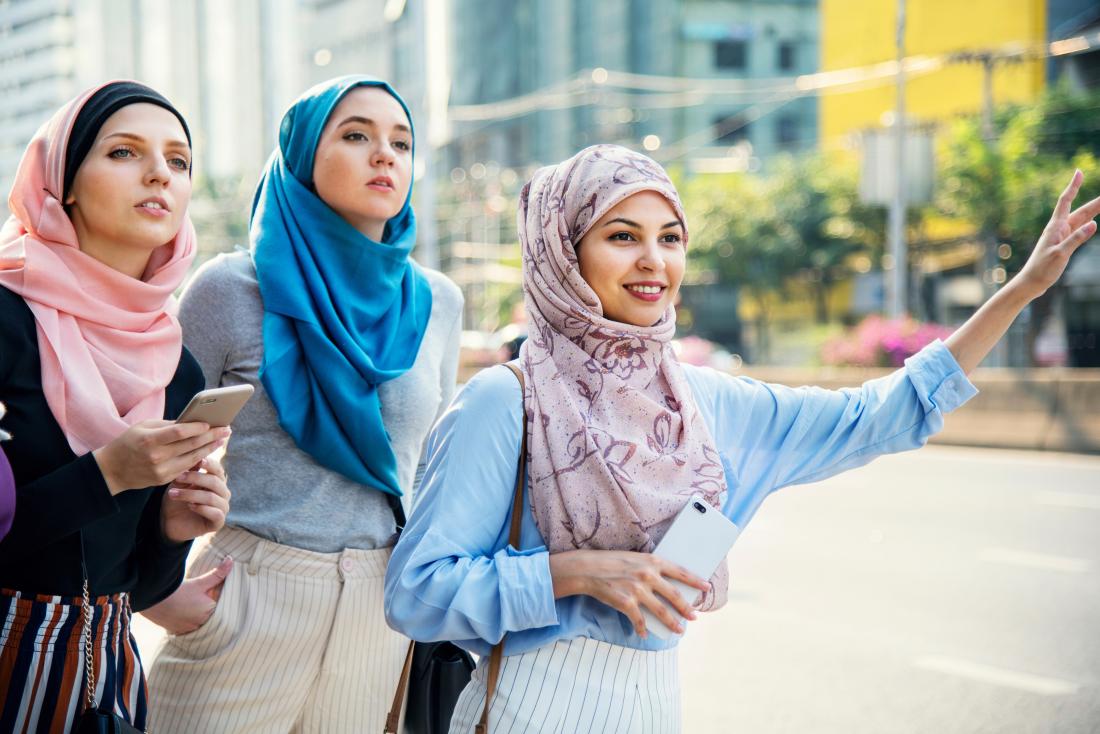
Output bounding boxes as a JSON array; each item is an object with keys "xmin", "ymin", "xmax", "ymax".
[{"xmin": 946, "ymin": 170, "xmax": 1098, "ymax": 374}]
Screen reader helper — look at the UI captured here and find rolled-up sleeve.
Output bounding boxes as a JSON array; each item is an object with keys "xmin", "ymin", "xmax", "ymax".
[{"xmin": 384, "ymin": 366, "xmax": 559, "ymax": 646}]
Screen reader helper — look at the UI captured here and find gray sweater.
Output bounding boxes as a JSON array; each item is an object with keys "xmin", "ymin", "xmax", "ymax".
[{"xmin": 178, "ymin": 251, "xmax": 463, "ymax": 552}]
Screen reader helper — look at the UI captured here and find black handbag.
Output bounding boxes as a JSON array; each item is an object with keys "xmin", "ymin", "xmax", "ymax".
[
  {"xmin": 76, "ymin": 536, "xmax": 145, "ymax": 734},
  {"xmin": 402, "ymin": 641, "xmax": 477, "ymax": 734},
  {"xmin": 76, "ymin": 710, "xmax": 143, "ymax": 734},
  {"xmin": 385, "ymin": 362, "xmax": 528, "ymax": 734}
]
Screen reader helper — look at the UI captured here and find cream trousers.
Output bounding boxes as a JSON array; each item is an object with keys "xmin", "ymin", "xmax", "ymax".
[{"xmin": 146, "ymin": 526, "xmax": 407, "ymax": 733}]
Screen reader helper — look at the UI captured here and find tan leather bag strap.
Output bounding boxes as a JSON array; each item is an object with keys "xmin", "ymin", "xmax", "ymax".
[
  {"xmin": 385, "ymin": 641, "xmax": 416, "ymax": 733},
  {"xmin": 476, "ymin": 362, "xmax": 528, "ymax": 734},
  {"xmin": 385, "ymin": 363, "xmax": 528, "ymax": 734}
]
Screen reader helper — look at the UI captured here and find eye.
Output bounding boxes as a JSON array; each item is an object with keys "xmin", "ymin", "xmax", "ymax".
[
  {"xmin": 343, "ymin": 131, "xmax": 368, "ymax": 142},
  {"xmin": 660, "ymin": 233, "xmax": 683, "ymax": 244},
  {"xmin": 609, "ymin": 231, "xmax": 636, "ymax": 242},
  {"xmin": 108, "ymin": 147, "xmax": 136, "ymax": 159},
  {"xmin": 393, "ymin": 139, "xmax": 411, "ymax": 152},
  {"xmin": 168, "ymin": 156, "xmax": 190, "ymax": 171}
]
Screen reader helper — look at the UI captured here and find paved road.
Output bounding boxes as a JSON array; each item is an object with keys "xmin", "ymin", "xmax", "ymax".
[
  {"xmin": 133, "ymin": 445, "xmax": 1100, "ymax": 732},
  {"xmin": 679, "ymin": 446, "xmax": 1100, "ymax": 733}
]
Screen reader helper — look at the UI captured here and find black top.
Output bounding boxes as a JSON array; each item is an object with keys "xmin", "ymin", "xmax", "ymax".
[{"xmin": 0, "ymin": 285, "xmax": 203, "ymax": 610}]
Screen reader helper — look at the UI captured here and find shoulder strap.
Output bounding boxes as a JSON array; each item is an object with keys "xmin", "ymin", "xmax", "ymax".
[
  {"xmin": 477, "ymin": 363, "xmax": 527, "ymax": 733},
  {"xmin": 386, "ymin": 363, "xmax": 528, "ymax": 734}
]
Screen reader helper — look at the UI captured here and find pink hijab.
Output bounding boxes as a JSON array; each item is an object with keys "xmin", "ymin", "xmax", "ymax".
[
  {"xmin": 518, "ymin": 144, "xmax": 729, "ymax": 611},
  {"xmin": 0, "ymin": 83, "xmax": 196, "ymax": 456}
]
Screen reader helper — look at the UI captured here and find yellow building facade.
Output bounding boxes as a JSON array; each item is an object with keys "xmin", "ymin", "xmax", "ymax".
[{"xmin": 820, "ymin": 0, "xmax": 1048, "ymax": 147}]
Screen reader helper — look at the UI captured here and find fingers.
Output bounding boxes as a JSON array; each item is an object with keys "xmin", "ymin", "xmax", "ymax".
[
  {"xmin": 172, "ymin": 469, "xmax": 231, "ymax": 500},
  {"xmin": 149, "ymin": 421, "xmax": 212, "ymax": 443},
  {"xmin": 199, "ymin": 456, "xmax": 227, "ymax": 481},
  {"xmin": 1054, "ymin": 169, "xmax": 1083, "ymax": 221},
  {"xmin": 656, "ymin": 560, "xmax": 710, "ymax": 594},
  {"xmin": 166, "ymin": 426, "xmax": 231, "ymax": 455},
  {"xmin": 652, "ymin": 578, "xmax": 698, "ymax": 622},
  {"xmin": 197, "ymin": 556, "xmax": 233, "ymax": 600},
  {"xmin": 167, "ymin": 485, "xmax": 230, "ymax": 516},
  {"xmin": 164, "ymin": 437, "xmax": 228, "ymax": 480},
  {"xmin": 181, "ymin": 502, "xmax": 226, "ymax": 528},
  {"xmin": 640, "ymin": 589, "xmax": 687, "ymax": 635},
  {"xmin": 1060, "ymin": 219, "xmax": 1098, "ymax": 253},
  {"xmin": 1069, "ymin": 193, "xmax": 1100, "ymax": 230}
]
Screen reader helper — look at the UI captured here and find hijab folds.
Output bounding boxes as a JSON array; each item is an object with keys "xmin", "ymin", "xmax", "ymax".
[
  {"xmin": 517, "ymin": 144, "xmax": 730, "ymax": 612},
  {"xmin": 249, "ymin": 76, "xmax": 432, "ymax": 496}
]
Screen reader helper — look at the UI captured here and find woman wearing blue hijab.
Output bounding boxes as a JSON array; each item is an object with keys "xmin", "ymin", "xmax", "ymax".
[{"xmin": 143, "ymin": 76, "xmax": 464, "ymax": 732}]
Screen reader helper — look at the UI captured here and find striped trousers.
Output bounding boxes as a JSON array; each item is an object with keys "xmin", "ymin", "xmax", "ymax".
[
  {"xmin": 147, "ymin": 526, "xmax": 408, "ymax": 733},
  {"xmin": 0, "ymin": 588, "xmax": 146, "ymax": 734},
  {"xmin": 448, "ymin": 637, "xmax": 681, "ymax": 734}
]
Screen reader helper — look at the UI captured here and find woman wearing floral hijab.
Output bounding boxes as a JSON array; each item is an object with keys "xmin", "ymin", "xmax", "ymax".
[{"xmin": 385, "ymin": 144, "xmax": 1098, "ymax": 732}]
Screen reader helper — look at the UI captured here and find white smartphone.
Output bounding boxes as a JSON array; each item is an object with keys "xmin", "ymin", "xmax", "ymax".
[
  {"xmin": 640, "ymin": 494, "xmax": 741, "ymax": 639},
  {"xmin": 175, "ymin": 385, "xmax": 254, "ymax": 428}
]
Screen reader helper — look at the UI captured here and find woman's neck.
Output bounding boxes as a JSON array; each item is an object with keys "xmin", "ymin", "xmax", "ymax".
[{"xmin": 77, "ymin": 236, "xmax": 154, "ymax": 280}]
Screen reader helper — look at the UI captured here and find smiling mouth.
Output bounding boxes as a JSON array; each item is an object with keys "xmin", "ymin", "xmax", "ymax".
[
  {"xmin": 625, "ymin": 284, "xmax": 664, "ymax": 295},
  {"xmin": 137, "ymin": 201, "xmax": 167, "ymax": 211}
]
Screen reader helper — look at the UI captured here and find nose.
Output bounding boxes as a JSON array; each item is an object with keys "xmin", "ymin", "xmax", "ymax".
[
  {"xmin": 371, "ymin": 141, "xmax": 396, "ymax": 168},
  {"xmin": 636, "ymin": 238, "xmax": 666, "ymax": 273},
  {"xmin": 144, "ymin": 154, "xmax": 172, "ymax": 187}
]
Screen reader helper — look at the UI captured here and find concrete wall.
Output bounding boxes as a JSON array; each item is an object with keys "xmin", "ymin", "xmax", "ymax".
[{"xmin": 738, "ymin": 366, "xmax": 1100, "ymax": 453}]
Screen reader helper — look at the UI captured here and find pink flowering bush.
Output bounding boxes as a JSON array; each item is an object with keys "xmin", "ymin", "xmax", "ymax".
[{"xmin": 821, "ymin": 315, "xmax": 955, "ymax": 368}]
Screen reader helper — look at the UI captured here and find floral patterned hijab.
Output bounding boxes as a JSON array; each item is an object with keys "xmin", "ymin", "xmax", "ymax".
[{"xmin": 517, "ymin": 144, "xmax": 729, "ymax": 611}]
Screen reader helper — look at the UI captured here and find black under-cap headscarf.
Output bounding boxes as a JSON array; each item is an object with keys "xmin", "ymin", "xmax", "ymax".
[{"xmin": 63, "ymin": 81, "xmax": 192, "ymax": 201}]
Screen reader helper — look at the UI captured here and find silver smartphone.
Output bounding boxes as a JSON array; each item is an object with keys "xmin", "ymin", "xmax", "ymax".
[
  {"xmin": 640, "ymin": 494, "xmax": 741, "ymax": 639},
  {"xmin": 175, "ymin": 385, "xmax": 255, "ymax": 428}
]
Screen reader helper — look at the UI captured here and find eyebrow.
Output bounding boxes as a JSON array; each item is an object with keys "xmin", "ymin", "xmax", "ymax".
[
  {"xmin": 101, "ymin": 131, "xmax": 191, "ymax": 149},
  {"xmin": 602, "ymin": 217, "xmax": 682, "ymax": 230},
  {"xmin": 336, "ymin": 115, "xmax": 412, "ymax": 134}
]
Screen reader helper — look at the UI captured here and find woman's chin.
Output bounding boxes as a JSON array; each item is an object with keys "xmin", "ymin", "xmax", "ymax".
[{"xmin": 604, "ymin": 305, "xmax": 667, "ymax": 328}]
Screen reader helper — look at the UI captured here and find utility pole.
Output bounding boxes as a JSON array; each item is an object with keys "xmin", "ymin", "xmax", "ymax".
[
  {"xmin": 887, "ymin": 0, "xmax": 907, "ymax": 318},
  {"xmin": 951, "ymin": 49, "xmax": 1024, "ymax": 364}
]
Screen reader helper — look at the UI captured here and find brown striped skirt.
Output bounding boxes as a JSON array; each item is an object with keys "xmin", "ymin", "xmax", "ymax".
[{"xmin": 0, "ymin": 588, "xmax": 146, "ymax": 734}]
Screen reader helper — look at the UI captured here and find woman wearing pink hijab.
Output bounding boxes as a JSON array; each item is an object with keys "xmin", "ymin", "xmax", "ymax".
[
  {"xmin": 385, "ymin": 144, "xmax": 1098, "ymax": 732},
  {"xmin": 0, "ymin": 82, "xmax": 231, "ymax": 733}
]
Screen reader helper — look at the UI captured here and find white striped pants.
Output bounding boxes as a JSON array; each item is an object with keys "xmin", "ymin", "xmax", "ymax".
[
  {"xmin": 146, "ymin": 526, "xmax": 407, "ymax": 733},
  {"xmin": 448, "ymin": 637, "xmax": 681, "ymax": 734}
]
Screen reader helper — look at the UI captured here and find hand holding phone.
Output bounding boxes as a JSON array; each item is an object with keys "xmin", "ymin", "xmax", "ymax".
[
  {"xmin": 640, "ymin": 494, "xmax": 741, "ymax": 639},
  {"xmin": 176, "ymin": 385, "xmax": 254, "ymax": 428}
]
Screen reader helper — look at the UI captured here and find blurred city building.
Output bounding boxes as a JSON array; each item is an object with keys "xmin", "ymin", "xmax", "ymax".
[
  {"xmin": 819, "ymin": 0, "xmax": 1100, "ymax": 366},
  {"xmin": 442, "ymin": 0, "xmax": 819, "ymax": 338},
  {"xmin": 445, "ymin": 0, "xmax": 819, "ymax": 172},
  {"xmin": 2, "ymin": 0, "xmax": 1098, "ymax": 364}
]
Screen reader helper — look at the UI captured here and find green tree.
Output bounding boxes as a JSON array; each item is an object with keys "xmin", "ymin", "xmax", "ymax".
[
  {"xmin": 768, "ymin": 155, "xmax": 883, "ymax": 324},
  {"xmin": 937, "ymin": 84, "xmax": 1100, "ymax": 364}
]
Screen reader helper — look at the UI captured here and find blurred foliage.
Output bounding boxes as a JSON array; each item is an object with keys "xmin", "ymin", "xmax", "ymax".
[
  {"xmin": 937, "ymin": 83, "xmax": 1100, "ymax": 364},
  {"xmin": 677, "ymin": 153, "xmax": 887, "ymax": 360},
  {"xmin": 937, "ymin": 83, "xmax": 1100, "ymax": 274}
]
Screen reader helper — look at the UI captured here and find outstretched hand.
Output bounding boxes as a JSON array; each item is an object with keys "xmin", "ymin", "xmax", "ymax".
[
  {"xmin": 1016, "ymin": 169, "xmax": 1100, "ymax": 299},
  {"xmin": 945, "ymin": 169, "xmax": 1100, "ymax": 374}
]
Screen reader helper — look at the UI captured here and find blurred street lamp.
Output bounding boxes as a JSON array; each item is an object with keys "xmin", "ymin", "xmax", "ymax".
[{"xmin": 643, "ymin": 134, "xmax": 661, "ymax": 151}]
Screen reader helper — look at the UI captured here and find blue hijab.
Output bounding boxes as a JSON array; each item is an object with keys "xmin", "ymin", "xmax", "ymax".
[{"xmin": 250, "ymin": 76, "xmax": 432, "ymax": 496}]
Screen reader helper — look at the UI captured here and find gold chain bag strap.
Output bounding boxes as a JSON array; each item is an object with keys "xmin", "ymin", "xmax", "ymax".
[
  {"xmin": 76, "ymin": 534, "xmax": 144, "ymax": 733},
  {"xmin": 385, "ymin": 362, "xmax": 528, "ymax": 734}
]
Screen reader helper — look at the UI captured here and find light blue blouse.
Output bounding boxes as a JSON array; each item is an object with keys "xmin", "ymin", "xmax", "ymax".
[{"xmin": 384, "ymin": 340, "xmax": 977, "ymax": 656}]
